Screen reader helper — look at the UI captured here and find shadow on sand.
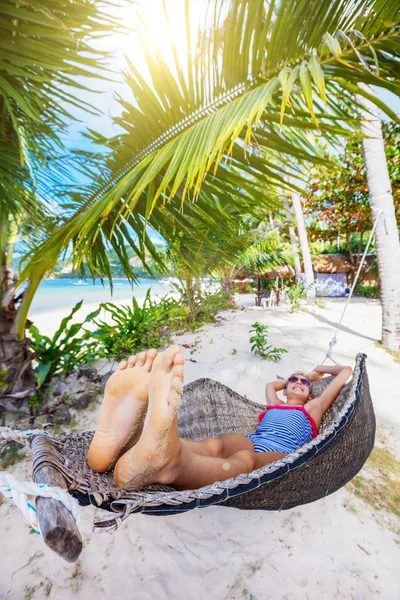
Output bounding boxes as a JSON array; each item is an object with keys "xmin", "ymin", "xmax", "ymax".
[{"xmin": 307, "ymin": 310, "xmax": 378, "ymax": 343}]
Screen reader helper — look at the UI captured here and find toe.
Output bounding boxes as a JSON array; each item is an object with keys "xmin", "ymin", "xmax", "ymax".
[
  {"xmin": 161, "ymin": 345, "xmax": 181, "ymax": 372},
  {"xmin": 172, "ymin": 364, "xmax": 184, "ymax": 384},
  {"xmin": 118, "ymin": 360, "xmax": 128, "ymax": 371},
  {"xmin": 136, "ymin": 352, "xmax": 146, "ymax": 367},
  {"xmin": 144, "ymin": 349, "xmax": 157, "ymax": 371},
  {"xmin": 152, "ymin": 351, "xmax": 162, "ymax": 371},
  {"xmin": 168, "ymin": 376, "xmax": 184, "ymax": 407},
  {"xmin": 173, "ymin": 351, "xmax": 184, "ymax": 368},
  {"xmin": 171, "ymin": 375, "xmax": 183, "ymax": 394},
  {"xmin": 127, "ymin": 355, "xmax": 136, "ymax": 368}
]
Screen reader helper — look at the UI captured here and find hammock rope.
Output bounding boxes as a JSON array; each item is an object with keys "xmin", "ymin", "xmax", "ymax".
[
  {"xmin": 0, "ymin": 427, "xmax": 79, "ymax": 534},
  {"xmin": 0, "ymin": 426, "xmax": 51, "ymax": 445},
  {"xmin": 322, "ymin": 210, "xmax": 384, "ymax": 364},
  {"xmin": 0, "ymin": 471, "xmax": 79, "ymax": 534}
]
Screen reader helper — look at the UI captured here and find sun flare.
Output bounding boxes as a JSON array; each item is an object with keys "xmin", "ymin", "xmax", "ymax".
[{"xmin": 118, "ymin": 0, "xmax": 204, "ymax": 76}]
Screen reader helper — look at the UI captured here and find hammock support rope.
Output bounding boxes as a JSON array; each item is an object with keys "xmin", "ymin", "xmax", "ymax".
[
  {"xmin": 322, "ymin": 210, "xmax": 384, "ymax": 364},
  {"xmin": 0, "ymin": 471, "xmax": 79, "ymax": 534}
]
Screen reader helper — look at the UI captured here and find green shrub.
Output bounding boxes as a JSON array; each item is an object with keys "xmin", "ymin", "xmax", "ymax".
[
  {"xmin": 92, "ymin": 290, "xmax": 186, "ymax": 360},
  {"xmin": 354, "ymin": 284, "xmax": 380, "ymax": 298},
  {"xmin": 172, "ymin": 281, "xmax": 235, "ymax": 327},
  {"xmin": 29, "ymin": 301, "xmax": 101, "ymax": 387},
  {"xmin": 249, "ymin": 322, "xmax": 288, "ymax": 361},
  {"xmin": 192, "ymin": 288, "xmax": 235, "ymax": 325},
  {"xmin": 286, "ymin": 281, "xmax": 307, "ymax": 312}
]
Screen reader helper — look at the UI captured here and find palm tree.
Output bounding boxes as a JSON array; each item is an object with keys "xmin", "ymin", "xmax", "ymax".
[
  {"xmin": 290, "ymin": 190, "xmax": 316, "ymax": 302},
  {"xmin": 25, "ymin": 1, "xmax": 396, "ymax": 263},
  {"xmin": 0, "ymin": 0, "xmax": 127, "ymax": 405},
  {"xmin": 355, "ymin": 85, "xmax": 400, "ymax": 351},
  {"xmin": 10, "ymin": 0, "xmax": 400, "ymax": 386},
  {"xmin": 283, "ymin": 197, "xmax": 302, "ymax": 283}
]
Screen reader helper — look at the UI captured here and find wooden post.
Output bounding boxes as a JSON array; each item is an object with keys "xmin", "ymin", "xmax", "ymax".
[
  {"xmin": 256, "ymin": 277, "xmax": 262, "ymax": 306},
  {"xmin": 32, "ymin": 437, "xmax": 83, "ymax": 562}
]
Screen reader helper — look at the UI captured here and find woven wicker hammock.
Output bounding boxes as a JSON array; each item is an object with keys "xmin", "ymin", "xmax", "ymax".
[{"xmin": 31, "ymin": 353, "xmax": 374, "ymax": 539}]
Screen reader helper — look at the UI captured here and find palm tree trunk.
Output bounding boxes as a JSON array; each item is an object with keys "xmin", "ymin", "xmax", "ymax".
[
  {"xmin": 283, "ymin": 197, "xmax": 302, "ymax": 283},
  {"xmin": 355, "ymin": 85, "xmax": 400, "ymax": 351},
  {"xmin": 291, "ymin": 191, "xmax": 316, "ymax": 302},
  {"xmin": 0, "ymin": 265, "xmax": 36, "ymax": 410}
]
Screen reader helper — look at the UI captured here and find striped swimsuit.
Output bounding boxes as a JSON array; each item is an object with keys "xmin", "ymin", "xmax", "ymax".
[{"xmin": 246, "ymin": 405, "xmax": 319, "ymax": 453}]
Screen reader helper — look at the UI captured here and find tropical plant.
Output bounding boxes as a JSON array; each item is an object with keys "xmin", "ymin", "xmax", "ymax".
[
  {"xmin": 0, "ymin": 0, "xmax": 128, "ymax": 405},
  {"xmin": 22, "ymin": 0, "xmax": 400, "ymax": 265},
  {"xmin": 283, "ymin": 196, "xmax": 302, "ymax": 283},
  {"xmin": 354, "ymin": 284, "xmax": 380, "ymax": 298},
  {"xmin": 355, "ymin": 89, "xmax": 400, "ymax": 351},
  {"xmin": 290, "ymin": 189, "xmax": 316, "ymax": 302},
  {"xmin": 249, "ymin": 322, "xmax": 288, "ymax": 361},
  {"xmin": 29, "ymin": 302, "xmax": 101, "ymax": 387},
  {"xmin": 22, "ymin": 0, "xmax": 400, "ymax": 300},
  {"xmin": 286, "ymin": 281, "xmax": 308, "ymax": 312},
  {"xmin": 92, "ymin": 290, "xmax": 184, "ymax": 360},
  {"xmin": 304, "ymin": 123, "xmax": 400, "ymax": 269}
]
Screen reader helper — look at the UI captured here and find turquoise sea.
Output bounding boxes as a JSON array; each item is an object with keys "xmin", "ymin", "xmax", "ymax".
[{"xmin": 29, "ymin": 278, "xmax": 174, "ymax": 314}]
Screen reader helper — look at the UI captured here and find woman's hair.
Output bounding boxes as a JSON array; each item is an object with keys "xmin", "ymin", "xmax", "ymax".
[{"xmin": 284, "ymin": 371, "xmax": 310, "ymax": 390}]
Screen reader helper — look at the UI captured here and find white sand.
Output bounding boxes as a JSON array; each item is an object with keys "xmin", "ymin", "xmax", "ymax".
[{"xmin": 1, "ymin": 294, "xmax": 399, "ymax": 599}]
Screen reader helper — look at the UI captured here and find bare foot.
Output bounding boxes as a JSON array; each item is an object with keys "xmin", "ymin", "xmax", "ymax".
[
  {"xmin": 114, "ymin": 345, "xmax": 184, "ymax": 489},
  {"xmin": 87, "ymin": 349, "xmax": 159, "ymax": 472}
]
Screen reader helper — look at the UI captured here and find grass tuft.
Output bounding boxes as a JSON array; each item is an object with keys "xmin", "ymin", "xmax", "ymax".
[
  {"xmin": 347, "ymin": 445, "xmax": 400, "ymax": 520},
  {"xmin": 374, "ymin": 341, "xmax": 400, "ymax": 364}
]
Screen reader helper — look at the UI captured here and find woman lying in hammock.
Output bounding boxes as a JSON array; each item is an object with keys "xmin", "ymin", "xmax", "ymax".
[{"xmin": 87, "ymin": 345, "xmax": 352, "ymax": 491}]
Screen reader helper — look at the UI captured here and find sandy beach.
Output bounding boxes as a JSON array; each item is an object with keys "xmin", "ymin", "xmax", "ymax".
[{"xmin": 1, "ymin": 294, "xmax": 399, "ymax": 599}]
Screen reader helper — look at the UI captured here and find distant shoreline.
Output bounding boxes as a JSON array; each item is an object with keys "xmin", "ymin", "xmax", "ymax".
[{"xmin": 29, "ymin": 278, "xmax": 175, "ymax": 317}]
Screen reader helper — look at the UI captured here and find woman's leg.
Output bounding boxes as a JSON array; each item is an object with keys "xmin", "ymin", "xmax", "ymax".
[
  {"xmin": 114, "ymin": 346, "xmax": 286, "ymax": 490},
  {"xmin": 181, "ymin": 433, "xmax": 254, "ymax": 458},
  {"xmin": 161, "ymin": 443, "xmax": 285, "ymax": 491}
]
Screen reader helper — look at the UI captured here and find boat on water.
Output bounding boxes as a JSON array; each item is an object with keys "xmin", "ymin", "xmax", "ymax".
[{"xmin": 72, "ymin": 280, "xmax": 89, "ymax": 286}]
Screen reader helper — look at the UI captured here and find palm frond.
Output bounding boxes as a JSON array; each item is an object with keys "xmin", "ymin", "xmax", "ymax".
[{"xmin": 20, "ymin": 0, "xmax": 400, "ymax": 284}]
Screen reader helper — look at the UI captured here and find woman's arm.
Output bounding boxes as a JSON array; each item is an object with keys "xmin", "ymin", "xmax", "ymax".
[
  {"xmin": 265, "ymin": 379, "xmax": 286, "ymax": 406},
  {"xmin": 309, "ymin": 364, "xmax": 349, "ymax": 378},
  {"xmin": 312, "ymin": 365, "xmax": 353, "ymax": 414}
]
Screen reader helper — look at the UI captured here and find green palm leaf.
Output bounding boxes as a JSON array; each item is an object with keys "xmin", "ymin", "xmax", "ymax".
[{"xmin": 21, "ymin": 0, "xmax": 400, "ymax": 286}]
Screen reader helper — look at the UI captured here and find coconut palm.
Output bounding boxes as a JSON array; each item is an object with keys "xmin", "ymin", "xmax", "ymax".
[
  {"xmin": 0, "ymin": 0, "xmax": 128, "ymax": 405},
  {"xmin": 283, "ymin": 196, "xmax": 302, "ymax": 283},
  {"xmin": 290, "ymin": 189, "xmax": 316, "ymax": 302},
  {"xmin": 355, "ymin": 86, "xmax": 400, "ymax": 351},
  {"xmin": 24, "ymin": 0, "xmax": 399, "ymax": 313}
]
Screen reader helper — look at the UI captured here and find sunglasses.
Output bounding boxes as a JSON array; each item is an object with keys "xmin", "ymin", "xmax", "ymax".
[{"xmin": 287, "ymin": 375, "xmax": 311, "ymax": 388}]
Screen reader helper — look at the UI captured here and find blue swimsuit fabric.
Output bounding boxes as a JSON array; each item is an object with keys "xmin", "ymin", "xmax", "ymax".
[{"xmin": 246, "ymin": 406, "xmax": 314, "ymax": 453}]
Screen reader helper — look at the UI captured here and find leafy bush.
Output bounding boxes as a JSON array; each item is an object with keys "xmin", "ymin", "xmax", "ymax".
[
  {"xmin": 28, "ymin": 287, "xmax": 236, "ymax": 384},
  {"xmin": 192, "ymin": 288, "xmax": 235, "ymax": 325},
  {"xmin": 249, "ymin": 322, "xmax": 288, "ymax": 361},
  {"xmin": 92, "ymin": 287, "xmax": 234, "ymax": 358},
  {"xmin": 171, "ymin": 280, "xmax": 235, "ymax": 326},
  {"xmin": 354, "ymin": 284, "xmax": 380, "ymax": 298},
  {"xmin": 29, "ymin": 301, "xmax": 101, "ymax": 387},
  {"xmin": 92, "ymin": 290, "xmax": 186, "ymax": 360},
  {"xmin": 286, "ymin": 281, "xmax": 307, "ymax": 311}
]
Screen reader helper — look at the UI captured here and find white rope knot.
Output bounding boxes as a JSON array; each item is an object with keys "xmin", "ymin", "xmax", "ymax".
[
  {"xmin": 324, "ymin": 336, "xmax": 338, "ymax": 363},
  {"xmin": 0, "ymin": 427, "xmax": 51, "ymax": 446},
  {"xmin": 0, "ymin": 472, "xmax": 79, "ymax": 535}
]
